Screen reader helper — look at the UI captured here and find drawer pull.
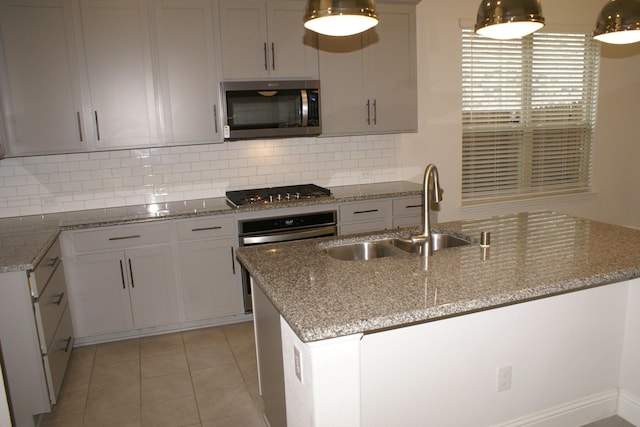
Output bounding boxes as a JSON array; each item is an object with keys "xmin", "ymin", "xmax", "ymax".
[
  {"xmin": 405, "ymin": 204, "xmax": 422, "ymax": 209},
  {"xmin": 230, "ymin": 247, "xmax": 236, "ymax": 275},
  {"xmin": 63, "ymin": 336, "xmax": 72, "ymax": 353},
  {"xmin": 353, "ymin": 209, "xmax": 379, "ymax": 215},
  {"xmin": 119, "ymin": 260, "xmax": 126, "ymax": 289},
  {"xmin": 48, "ymin": 256, "xmax": 61, "ymax": 268},
  {"xmin": 191, "ymin": 226, "xmax": 222, "ymax": 232},
  {"xmin": 54, "ymin": 292, "xmax": 65, "ymax": 306},
  {"xmin": 128, "ymin": 259, "xmax": 135, "ymax": 288},
  {"xmin": 108, "ymin": 235, "xmax": 141, "ymax": 241}
]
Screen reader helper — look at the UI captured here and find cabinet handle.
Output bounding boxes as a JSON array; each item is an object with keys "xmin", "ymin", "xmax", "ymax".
[
  {"xmin": 119, "ymin": 260, "xmax": 126, "ymax": 289},
  {"xmin": 271, "ymin": 42, "xmax": 275, "ymax": 70},
  {"xmin": 108, "ymin": 235, "xmax": 141, "ymax": 241},
  {"xmin": 366, "ymin": 100, "xmax": 371, "ymax": 125},
  {"xmin": 230, "ymin": 247, "xmax": 236, "ymax": 275},
  {"xmin": 191, "ymin": 226, "xmax": 222, "ymax": 232},
  {"xmin": 373, "ymin": 99, "xmax": 377, "ymax": 125},
  {"xmin": 213, "ymin": 105, "xmax": 218, "ymax": 133},
  {"xmin": 54, "ymin": 292, "xmax": 65, "ymax": 306},
  {"xmin": 354, "ymin": 209, "xmax": 379, "ymax": 215},
  {"xmin": 76, "ymin": 112, "xmax": 83, "ymax": 142},
  {"xmin": 263, "ymin": 42, "xmax": 268, "ymax": 70},
  {"xmin": 406, "ymin": 204, "xmax": 422, "ymax": 209},
  {"xmin": 128, "ymin": 259, "xmax": 135, "ymax": 288},
  {"xmin": 63, "ymin": 336, "xmax": 72, "ymax": 353},
  {"xmin": 48, "ymin": 256, "xmax": 60, "ymax": 268},
  {"xmin": 94, "ymin": 111, "xmax": 101, "ymax": 141}
]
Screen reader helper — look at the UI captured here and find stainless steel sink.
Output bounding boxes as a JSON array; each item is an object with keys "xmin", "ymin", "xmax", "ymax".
[
  {"xmin": 324, "ymin": 241, "xmax": 403, "ymax": 261},
  {"xmin": 324, "ymin": 232, "xmax": 474, "ymax": 261},
  {"xmin": 389, "ymin": 232, "xmax": 474, "ymax": 255}
]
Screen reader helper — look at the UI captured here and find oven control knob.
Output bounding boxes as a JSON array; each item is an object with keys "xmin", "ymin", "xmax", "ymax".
[
  {"xmin": 269, "ymin": 195, "xmax": 274, "ymax": 203},
  {"xmin": 295, "ymin": 192, "xmax": 301, "ymax": 199},
  {"xmin": 276, "ymin": 194, "xmax": 282, "ymax": 201},
  {"xmin": 285, "ymin": 192, "xmax": 291, "ymax": 200}
]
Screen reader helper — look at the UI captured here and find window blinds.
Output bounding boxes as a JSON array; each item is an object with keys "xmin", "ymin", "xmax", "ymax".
[{"xmin": 461, "ymin": 29, "xmax": 600, "ymax": 205}]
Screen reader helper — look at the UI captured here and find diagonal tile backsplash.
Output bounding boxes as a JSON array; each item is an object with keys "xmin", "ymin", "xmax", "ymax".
[{"xmin": 0, "ymin": 135, "xmax": 402, "ymax": 218}]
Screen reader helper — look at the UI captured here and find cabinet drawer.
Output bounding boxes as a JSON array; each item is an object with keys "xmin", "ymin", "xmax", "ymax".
[
  {"xmin": 43, "ymin": 305, "xmax": 74, "ymax": 405},
  {"xmin": 340, "ymin": 220, "xmax": 389, "ymax": 235},
  {"xmin": 34, "ymin": 261, "xmax": 68, "ymax": 352},
  {"xmin": 392, "ymin": 196, "xmax": 423, "ymax": 217},
  {"xmin": 339, "ymin": 200, "xmax": 390, "ymax": 222},
  {"xmin": 29, "ymin": 239, "xmax": 62, "ymax": 299},
  {"xmin": 176, "ymin": 216, "xmax": 236, "ymax": 241},
  {"xmin": 71, "ymin": 222, "xmax": 171, "ymax": 253}
]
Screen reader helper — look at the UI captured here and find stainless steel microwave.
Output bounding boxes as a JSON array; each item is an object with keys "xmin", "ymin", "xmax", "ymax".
[{"xmin": 221, "ymin": 80, "xmax": 321, "ymax": 140}]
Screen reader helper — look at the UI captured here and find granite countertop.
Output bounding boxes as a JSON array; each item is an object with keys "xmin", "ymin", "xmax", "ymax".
[
  {"xmin": 0, "ymin": 181, "xmax": 421, "ymax": 273},
  {"xmin": 235, "ymin": 211, "xmax": 640, "ymax": 342}
]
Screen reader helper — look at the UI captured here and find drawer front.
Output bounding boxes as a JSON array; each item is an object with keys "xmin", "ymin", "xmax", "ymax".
[
  {"xmin": 339, "ymin": 200, "xmax": 390, "ymax": 223},
  {"xmin": 392, "ymin": 216, "xmax": 421, "ymax": 229},
  {"xmin": 34, "ymin": 261, "xmax": 68, "ymax": 352},
  {"xmin": 340, "ymin": 219, "xmax": 389, "ymax": 235},
  {"xmin": 176, "ymin": 215, "xmax": 236, "ymax": 241},
  {"xmin": 30, "ymin": 239, "xmax": 62, "ymax": 298},
  {"xmin": 42, "ymin": 305, "xmax": 74, "ymax": 405},
  {"xmin": 72, "ymin": 222, "xmax": 171, "ymax": 253},
  {"xmin": 392, "ymin": 196, "xmax": 423, "ymax": 217}
]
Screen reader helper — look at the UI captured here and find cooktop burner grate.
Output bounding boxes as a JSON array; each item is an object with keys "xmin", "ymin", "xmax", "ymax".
[{"xmin": 225, "ymin": 184, "xmax": 332, "ymax": 208}]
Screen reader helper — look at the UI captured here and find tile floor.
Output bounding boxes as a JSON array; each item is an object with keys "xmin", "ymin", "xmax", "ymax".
[
  {"xmin": 40, "ymin": 321, "xmax": 267, "ymax": 427},
  {"xmin": 39, "ymin": 320, "xmax": 637, "ymax": 427}
]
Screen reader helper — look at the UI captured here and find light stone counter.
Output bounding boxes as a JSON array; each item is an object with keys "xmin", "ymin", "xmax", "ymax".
[
  {"xmin": 235, "ymin": 211, "xmax": 640, "ymax": 342},
  {"xmin": 0, "ymin": 181, "xmax": 421, "ymax": 273}
]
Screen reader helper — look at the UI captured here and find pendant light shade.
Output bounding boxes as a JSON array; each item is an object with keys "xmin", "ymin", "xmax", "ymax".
[
  {"xmin": 593, "ymin": 0, "xmax": 640, "ymax": 44},
  {"xmin": 475, "ymin": 0, "xmax": 545, "ymax": 40},
  {"xmin": 304, "ymin": 0, "xmax": 378, "ymax": 37}
]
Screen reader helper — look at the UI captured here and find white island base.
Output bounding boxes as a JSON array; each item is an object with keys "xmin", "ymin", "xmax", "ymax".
[{"xmin": 272, "ymin": 278, "xmax": 640, "ymax": 427}]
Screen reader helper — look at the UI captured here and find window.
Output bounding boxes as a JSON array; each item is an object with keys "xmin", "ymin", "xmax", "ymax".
[{"xmin": 461, "ymin": 29, "xmax": 600, "ymax": 205}]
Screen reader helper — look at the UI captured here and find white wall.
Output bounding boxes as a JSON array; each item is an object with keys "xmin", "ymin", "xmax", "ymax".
[
  {"xmin": 402, "ymin": 0, "xmax": 640, "ymax": 228},
  {"xmin": 360, "ymin": 282, "xmax": 632, "ymax": 427}
]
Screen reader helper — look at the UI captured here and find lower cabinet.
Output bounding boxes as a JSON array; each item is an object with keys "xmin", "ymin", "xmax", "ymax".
[
  {"xmin": 62, "ymin": 216, "xmax": 244, "ymax": 342},
  {"xmin": 175, "ymin": 215, "xmax": 243, "ymax": 321},
  {"xmin": 72, "ymin": 245, "xmax": 178, "ymax": 336},
  {"xmin": 0, "ymin": 237, "xmax": 74, "ymax": 427},
  {"xmin": 63, "ymin": 222, "xmax": 179, "ymax": 340}
]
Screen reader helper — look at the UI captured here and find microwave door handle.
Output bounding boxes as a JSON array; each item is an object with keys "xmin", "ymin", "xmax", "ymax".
[{"xmin": 301, "ymin": 90, "xmax": 309, "ymax": 127}]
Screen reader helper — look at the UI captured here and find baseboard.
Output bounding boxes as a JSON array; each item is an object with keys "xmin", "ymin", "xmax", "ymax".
[
  {"xmin": 618, "ymin": 390, "xmax": 640, "ymax": 426},
  {"xmin": 493, "ymin": 390, "xmax": 619, "ymax": 427},
  {"xmin": 73, "ymin": 313, "xmax": 253, "ymax": 346}
]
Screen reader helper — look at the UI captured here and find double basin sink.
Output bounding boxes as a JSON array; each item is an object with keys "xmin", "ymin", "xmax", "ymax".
[{"xmin": 325, "ymin": 231, "xmax": 475, "ymax": 261}]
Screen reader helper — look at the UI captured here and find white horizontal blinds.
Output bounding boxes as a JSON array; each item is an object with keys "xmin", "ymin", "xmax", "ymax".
[{"xmin": 461, "ymin": 29, "xmax": 599, "ymax": 204}]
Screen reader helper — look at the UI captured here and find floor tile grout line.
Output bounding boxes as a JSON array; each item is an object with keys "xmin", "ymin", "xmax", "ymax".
[{"xmin": 181, "ymin": 330, "xmax": 203, "ymax": 427}]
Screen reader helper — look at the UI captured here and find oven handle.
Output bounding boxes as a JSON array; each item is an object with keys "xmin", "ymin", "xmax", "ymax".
[
  {"xmin": 241, "ymin": 225, "xmax": 336, "ymax": 246},
  {"xmin": 301, "ymin": 89, "xmax": 309, "ymax": 127}
]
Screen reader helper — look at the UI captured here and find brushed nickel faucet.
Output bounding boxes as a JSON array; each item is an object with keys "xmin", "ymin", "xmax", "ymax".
[{"xmin": 409, "ymin": 163, "xmax": 443, "ymax": 257}]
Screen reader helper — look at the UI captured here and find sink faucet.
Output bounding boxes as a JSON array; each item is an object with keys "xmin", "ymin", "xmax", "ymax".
[{"xmin": 410, "ymin": 163, "xmax": 443, "ymax": 256}]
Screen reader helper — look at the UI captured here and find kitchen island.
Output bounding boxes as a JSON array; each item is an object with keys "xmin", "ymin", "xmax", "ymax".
[{"xmin": 235, "ymin": 211, "xmax": 640, "ymax": 427}]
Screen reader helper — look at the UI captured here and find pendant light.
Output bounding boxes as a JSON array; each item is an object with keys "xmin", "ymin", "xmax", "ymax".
[
  {"xmin": 475, "ymin": 0, "xmax": 545, "ymax": 40},
  {"xmin": 593, "ymin": 0, "xmax": 640, "ymax": 44},
  {"xmin": 304, "ymin": 0, "xmax": 378, "ymax": 37}
]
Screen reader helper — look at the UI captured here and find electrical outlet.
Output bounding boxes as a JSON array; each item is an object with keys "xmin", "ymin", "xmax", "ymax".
[
  {"xmin": 497, "ymin": 366, "xmax": 512, "ymax": 392},
  {"xmin": 294, "ymin": 346, "xmax": 302, "ymax": 382}
]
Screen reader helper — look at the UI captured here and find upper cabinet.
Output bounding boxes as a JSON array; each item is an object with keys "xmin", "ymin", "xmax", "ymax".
[
  {"xmin": 218, "ymin": 0, "xmax": 319, "ymax": 80},
  {"xmin": 318, "ymin": 4, "xmax": 417, "ymax": 136},
  {"xmin": 154, "ymin": 0, "xmax": 223, "ymax": 144},
  {"xmin": 79, "ymin": 0, "xmax": 160, "ymax": 149},
  {"xmin": 0, "ymin": 0, "xmax": 86, "ymax": 155}
]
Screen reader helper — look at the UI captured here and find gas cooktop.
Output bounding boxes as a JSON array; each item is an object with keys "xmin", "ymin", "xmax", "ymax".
[{"xmin": 225, "ymin": 184, "xmax": 332, "ymax": 208}]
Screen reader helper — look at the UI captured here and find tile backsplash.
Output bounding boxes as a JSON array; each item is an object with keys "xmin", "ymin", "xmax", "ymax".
[{"xmin": 0, "ymin": 135, "xmax": 402, "ymax": 218}]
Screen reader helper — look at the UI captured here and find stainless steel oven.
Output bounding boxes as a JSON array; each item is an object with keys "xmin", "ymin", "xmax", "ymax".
[{"xmin": 238, "ymin": 210, "xmax": 337, "ymax": 313}]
